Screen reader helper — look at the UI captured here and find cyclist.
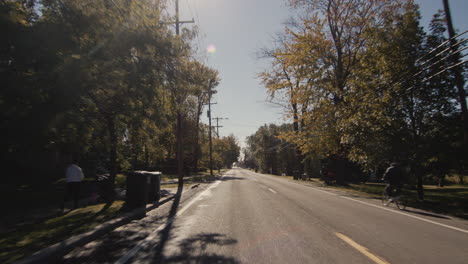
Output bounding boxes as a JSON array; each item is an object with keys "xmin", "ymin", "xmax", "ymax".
[{"xmin": 382, "ymin": 162, "xmax": 403, "ymax": 200}]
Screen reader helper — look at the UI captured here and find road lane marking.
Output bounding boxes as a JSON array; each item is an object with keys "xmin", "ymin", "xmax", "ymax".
[
  {"xmin": 268, "ymin": 188, "xmax": 277, "ymax": 194},
  {"xmin": 340, "ymin": 196, "xmax": 468, "ymax": 235},
  {"xmin": 336, "ymin": 233, "xmax": 390, "ymax": 264},
  {"xmin": 115, "ymin": 173, "xmax": 227, "ymax": 264},
  {"xmin": 309, "ymin": 187, "xmax": 338, "ymax": 196},
  {"xmin": 252, "ymin": 178, "xmax": 259, "ymax": 182},
  {"xmin": 250, "ymin": 170, "xmax": 468, "ymax": 235}
]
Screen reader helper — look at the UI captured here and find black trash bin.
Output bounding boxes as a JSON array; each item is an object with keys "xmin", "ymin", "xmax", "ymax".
[
  {"xmin": 126, "ymin": 171, "xmax": 150, "ymax": 211},
  {"xmin": 293, "ymin": 170, "xmax": 299, "ymax": 180},
  {"xmin": 147, "ymin": 172, "xmax": 162, "ymax": 203},
  {"xmin": 96, "ymin": 174, "xmax": 114, "ymax": 203}
]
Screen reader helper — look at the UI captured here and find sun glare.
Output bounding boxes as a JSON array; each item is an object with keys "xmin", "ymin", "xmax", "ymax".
[{"xmin": 207, "ymin": 44, "xmax": 216, "ymax": 54}]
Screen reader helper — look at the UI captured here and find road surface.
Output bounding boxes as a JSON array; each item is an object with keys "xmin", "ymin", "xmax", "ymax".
[{"xmin": 64, "ymin": 168, "xmax": 468, "ymax": 263}]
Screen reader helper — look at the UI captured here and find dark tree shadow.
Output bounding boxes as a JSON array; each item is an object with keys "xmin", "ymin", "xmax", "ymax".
[
  {"xmin": 402, "ymin": 208, "xmax": 452, "ymax": 219},
  {"xmin": 61, "ymin": 180, "xmax": 241, "ymax": 263},
  {"xmin": 161, "ymin": 233, "xmax": 239, "ymax": 264},
  {"xmin": 220, "ymin": 176, "xmax": 244, "ymax": 181},
  {"xmin": 60, "ymin": 192, "xmax": 179, "ymax": 264},
  {"xmin": 151, "ymin": 184, "xmax": 184, "ymax": 263}
]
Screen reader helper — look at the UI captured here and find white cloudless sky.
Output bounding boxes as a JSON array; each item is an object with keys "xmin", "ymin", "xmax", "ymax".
[{"xmin": 177, "ymin": 0, "xmax": 468, "ymax": 148}]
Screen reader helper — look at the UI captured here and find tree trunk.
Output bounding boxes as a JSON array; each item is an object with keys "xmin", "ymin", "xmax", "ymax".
[
  {"xmin": 107, "ymin": 116, "xmax": 117, "ymax": 198},
  {"xmin": 291, "ymin": 88, "xmax": 303, "ymax": 177},
  {"xmin": 411, "ymin": 163, "xmax": 424, "ymax": 201},
  {"xmin": 417, "ymin": 169, "xmax": 424, "ymax": 201},
  {"xmin": 176, "ymin": 109, "xmax": 184, "ymax": 188},
  {"xmin": 194, "ymin": 101, "xmax": 202, "ymax": 172},
  {"xmin": 335, "ymin": 156, "xmax": 345, "ymax": 185},
  {"xmin": 144, "ymin": 144, "xmax": 149, "ymax": 168}
]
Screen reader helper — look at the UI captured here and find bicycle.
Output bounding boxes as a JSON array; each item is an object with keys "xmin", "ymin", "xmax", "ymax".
[{"xmin": 382, "ymin": 185, "xmax": 407, "ymax": 210}]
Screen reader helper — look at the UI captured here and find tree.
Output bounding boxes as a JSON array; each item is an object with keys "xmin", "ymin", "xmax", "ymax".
[
  {"xmin": 0, "ymin": 0, "xmax": 221, "ymax": 189},
  {"xmin": 261, "ymin": 0, "xmax": 464, "ymax": 195},
  {"xmin": 244, "ymin": 124, "xmax": 298, "ymax": 175}
]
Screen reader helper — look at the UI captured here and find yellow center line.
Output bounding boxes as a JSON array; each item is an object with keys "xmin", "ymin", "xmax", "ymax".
[{"xmin": 336, "ymin": 233, "xmax": 391, "ymax": 264}]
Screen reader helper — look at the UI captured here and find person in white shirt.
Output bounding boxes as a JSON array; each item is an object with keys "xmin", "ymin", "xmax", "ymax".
[{"xmin": 62, "ymin": 158, "xmax": 84, "ymax": 211}]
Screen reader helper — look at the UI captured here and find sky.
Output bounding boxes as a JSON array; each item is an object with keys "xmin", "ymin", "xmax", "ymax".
[{"xmin": 177, "ymin": 0, "xmax": 468, "ymax": 149}]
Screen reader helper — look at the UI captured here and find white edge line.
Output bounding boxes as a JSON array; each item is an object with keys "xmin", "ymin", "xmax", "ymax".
[
  {"xmin": 252, "ymin": 170, "xmax": 468, "ymax": 235},
  {"xmin": 268, "ymin": 188, "xmax": 277, "ymax": 194},
  {"xmin": 115, "ymin": 173, "xmax": 226, "ymax": 264},
  {"xmin": 340, "ymin": 196, "xmax": 468, "ymax": 234}
]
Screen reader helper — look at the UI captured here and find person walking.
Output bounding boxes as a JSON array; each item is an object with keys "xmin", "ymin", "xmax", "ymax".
[{"xmin": 62, "ymin": 158, "xmax": 84, "ymax": 211}]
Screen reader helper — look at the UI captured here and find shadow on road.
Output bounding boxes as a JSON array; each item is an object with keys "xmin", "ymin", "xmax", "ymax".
[
  {"xmin": 147, "ymin": 182, "xmax": 239, "ymax": 263},
  {"xmin": 402, "ymin": 209, "xmax": 452, "ymax": 220},
  {"xmin": 163, "ymin": 233, "xmax": 239, "ymax": 263},
  {"xmin": 63, "ymin": 178, "xmax": 240, "ymax": 263},
  {"xmin": 149, "ymin": 184, "xmax": 184, "ymax": 263},
  {"xmin": 61, "ymin": 191, "xmax": 178, "ymax": 264},
  {"xmin": 221, "ymin": 176, "xmax": 244, "ymax": 181}
]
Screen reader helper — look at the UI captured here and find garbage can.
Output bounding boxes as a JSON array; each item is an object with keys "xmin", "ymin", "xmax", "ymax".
[
  {"xmin": 126, "ymin": 171, "xmax": 150, "ymax": 210},
  {"xmin": 96, "ymin": 174, "xmax": 115, "ymax": 203},
  {"xmin": 293, "ymin": 170, "xmax": 299, "ymax": 180},
  {"xmin": 147, "ymin": 171, "xmax": 162, "ymax": 203}
]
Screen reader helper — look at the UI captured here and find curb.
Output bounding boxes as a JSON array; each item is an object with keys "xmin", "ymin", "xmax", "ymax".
[{"xmin": 14, "ymin": 196, "xmax": 175, "ymax": 264}]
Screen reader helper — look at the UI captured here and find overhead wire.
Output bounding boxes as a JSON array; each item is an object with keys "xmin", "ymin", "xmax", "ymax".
[
  {"xmin": 371, "ymin": 31, "xmax": 467, "ymax": 95},
  {"xmin": 415, "ymin": 29, "xmax": 468, "ymax": 63}
]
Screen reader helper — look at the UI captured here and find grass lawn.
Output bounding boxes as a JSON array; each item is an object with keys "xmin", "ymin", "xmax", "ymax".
[{"xmin": 0, "ymin": 201, "xmax": 124, "ymax": 264}]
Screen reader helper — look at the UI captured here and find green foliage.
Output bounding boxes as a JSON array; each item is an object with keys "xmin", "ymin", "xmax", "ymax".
[
  {"xmin": 243, "ymin": 124, "xmax": 298, "ymax": 175},
  {"xmin": 259, "ymin": 0, "xmax": 465, "ymax": 190},
  {"xmin": 0, "ymin": 0, "xmax": 220, "ymax": 184},
  {"xmin": 200, "ymin": 130, "xmax": 240, "ymax": 170}
]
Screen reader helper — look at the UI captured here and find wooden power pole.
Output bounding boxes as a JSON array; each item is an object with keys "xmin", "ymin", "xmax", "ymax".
[
  {"xmin": 174, "ymin": 0, "xmax": 194, "ymax": 187},
  {"xmin": 213, "ymin": 117, "xmax": 228, "ymax": 138},
  {"xmin": 442, "ymin": 0, "xmax": 468, "ymax": 148},
  {"xmin": 205, "ymin": 90, "xmax": 217, "ymax": 176}
]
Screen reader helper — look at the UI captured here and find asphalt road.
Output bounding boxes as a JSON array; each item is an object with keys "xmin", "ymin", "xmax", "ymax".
[{"xmin": 67, "ymin": 168, "xmax": 468, "ymax": 263}]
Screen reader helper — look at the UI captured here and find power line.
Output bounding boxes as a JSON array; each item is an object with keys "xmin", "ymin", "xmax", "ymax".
[
  {"xmin": 372, "ymin": 33, "xmax": 467, "ymax": 96},
  {"xmin": 404, "ymin": 56, "xmax": 468, "ymax": 93},
  {"xmin": 412, "ymin": 38, "xmax": 468, "ymax": 78},
  {"xmin": 415, "ymin": 29, "xmax": 468, "ymax": 64}
]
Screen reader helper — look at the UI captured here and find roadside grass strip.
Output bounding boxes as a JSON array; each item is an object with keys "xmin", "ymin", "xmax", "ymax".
[{"xmin": 0, "ymin": 201, "xmax": 124, "ymax": 264}]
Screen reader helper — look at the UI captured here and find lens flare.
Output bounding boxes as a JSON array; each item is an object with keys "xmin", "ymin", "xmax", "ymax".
[{"xmin": 207, "ymin": 44, "xmax": 216, "ymax": 54}]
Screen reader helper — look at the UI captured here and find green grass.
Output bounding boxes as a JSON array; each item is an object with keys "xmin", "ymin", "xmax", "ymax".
[{"xmin": 0, "ymin": 201, "xmax": 124, "ymax": 264}]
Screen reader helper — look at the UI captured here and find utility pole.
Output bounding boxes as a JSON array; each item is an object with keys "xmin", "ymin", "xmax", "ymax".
[
  {"xmin": 211, "ymin": 126, "xmax": 219, "ymax": 137},
  {"xmin": 442, "ymin": 0, "xmax": 468, "ymax": 149},
  {"xmin": 212, "ymin": 117, "xmax": 228, "ymax": 138},
  {"xmin": 174, "ymin": 0, "xmax": 194, "ymax": 187},
  {"xmin": 205, "ymin": 91, "xmax": 217, "ymax": 176}
]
